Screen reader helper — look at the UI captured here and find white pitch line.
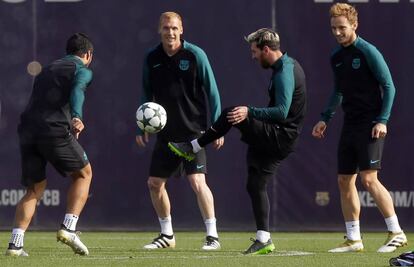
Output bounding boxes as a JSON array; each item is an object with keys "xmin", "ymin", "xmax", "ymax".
[{"xmin": 57, "ymin": 250, "xmax": 314, "ymax": 261}]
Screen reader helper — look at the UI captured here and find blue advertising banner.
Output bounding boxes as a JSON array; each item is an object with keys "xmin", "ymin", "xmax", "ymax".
[{"xmin": 0, "ymin": 0, "xmax": 413, "ymax": 231}]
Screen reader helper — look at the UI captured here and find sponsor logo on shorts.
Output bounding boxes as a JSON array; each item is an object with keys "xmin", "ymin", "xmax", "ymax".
[
  {"xmin": 196, "ymin": 164, "xmax": 204, "ymax": 170},
  {"xmin": 370, "ymin": 159, "xmax": 380, "ymax": 164},
  {"xmin": 83, "ymin": 152, "xmax": 88, "ymax": 161}
]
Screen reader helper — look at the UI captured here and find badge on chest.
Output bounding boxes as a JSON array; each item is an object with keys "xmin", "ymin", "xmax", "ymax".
[{"xmin": 179, "ymin": 60, "xmax": 190, "ymax": 71}]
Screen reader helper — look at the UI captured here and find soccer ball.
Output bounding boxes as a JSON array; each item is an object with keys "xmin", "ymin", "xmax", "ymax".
[{"xmin": 136, "ymin": 102, "xmax": 167, "ymax": 133}]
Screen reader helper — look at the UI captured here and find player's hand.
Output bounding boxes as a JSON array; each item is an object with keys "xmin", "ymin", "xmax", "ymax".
[
  {"xmin": 136, "ymin": 132, "xmax": 149, "ymax": 147},
  {"xmin": 212, "ymin": 137, "xmax": 224, "ymax": 150},
  {"xmin": 72, "ymin": 117, "xmax": 84, "ymax": 139},
  {"xmin": 372, "ymin": 123, "xmax": 387, "ymax": 139},
  {"xmin": 312, "ymin": 121, "xmax": 327, "ymax": 139},
  {"xmin": 227, "ymin": 106, "xmax": 248, "ymax": 125}
]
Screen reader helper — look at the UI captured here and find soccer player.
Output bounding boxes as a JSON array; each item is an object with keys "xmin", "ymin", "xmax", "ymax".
[
  {"xmin": 169, "ymin": 28, "xmax": 307, "ymax": 254},
  {"xmin": 311, "ymin": 3, "xmax": 407, "ymax": 253},
  {"xmin": 5, "ymin": 33, "xmax": 94, "ymax": 257},
  {"xmin": 136, "ymin": 12, "xmax": 223, "ymax": 250}
]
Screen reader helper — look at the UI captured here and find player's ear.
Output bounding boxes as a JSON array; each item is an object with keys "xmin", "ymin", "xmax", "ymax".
[
  {"xmin": 352, "ymin": 21, "xmax": 358, "ymax": 31},
  {"xmin": 84, "ymin": 51, "xmax": 93, "ymax": 66}
]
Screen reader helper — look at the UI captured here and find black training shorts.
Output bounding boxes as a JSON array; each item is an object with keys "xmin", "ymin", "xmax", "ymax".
[
  {"xmin": 149, "ymin": 138, "xmax": 207, "ymax": 178},
  {"xmin": 19, "ymin": 130, "xmax": 89, "ymax": 187},
  {"xmin": 338, "ymin": 125, "xmax": 385, "ymax": 174},
  {"xmin": 237, "ymin": 115, "xmax": 295, "ymax": 159},
  {"xmin": 246, "ymin": 146, "xmax": 282, "ymax": 183},
  {"xmin": 239, "ymin": 115, "xmax": 294, "ymax": 181}
]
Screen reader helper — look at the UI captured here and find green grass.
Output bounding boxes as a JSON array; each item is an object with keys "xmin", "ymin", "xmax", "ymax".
[{"xmin": 0, "ymin": 231, "xmax": 411, "ymax": 266}]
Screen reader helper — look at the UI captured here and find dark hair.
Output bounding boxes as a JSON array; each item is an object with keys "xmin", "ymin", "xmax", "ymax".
[{"xmin": 66, "ymin": 33, "xmax": 93, "ymax": 56}]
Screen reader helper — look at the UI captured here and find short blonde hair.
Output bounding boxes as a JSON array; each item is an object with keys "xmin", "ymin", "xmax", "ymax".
[
  {"xmin": 158, "ymin": 11, "xmax": 183, "ymax": 32},
  {"xmin": 245, "ymin": 28, "xmax": 280, "ymax": 51},
  {"xmin": 330, "ymin": 3, "xmax": 358, "ymax": 25}
]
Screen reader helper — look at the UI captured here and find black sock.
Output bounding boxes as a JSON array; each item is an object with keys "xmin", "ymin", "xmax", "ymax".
[
  {"xmin": 198, "ymin": 107, "xmax": 234, "ymax": 147},
  {"xmin": 246, "ymin": 172, "xmax": 272, "ymax": 231}
]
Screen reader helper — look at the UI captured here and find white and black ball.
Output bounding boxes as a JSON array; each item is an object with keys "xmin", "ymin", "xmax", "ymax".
[{"xmin": 136, "ymin": 102, "xmax": 167, "ymax": 133}]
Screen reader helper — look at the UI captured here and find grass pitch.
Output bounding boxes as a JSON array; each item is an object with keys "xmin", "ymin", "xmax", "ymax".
[{"xmin": 0, "ymin": 231, "xmax": 411, "ymax": 266}]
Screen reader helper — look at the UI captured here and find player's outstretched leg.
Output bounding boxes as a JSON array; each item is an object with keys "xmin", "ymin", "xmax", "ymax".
[
  {"xmin": 243, "ymin": 238, "xmax": 275, "ymax": 255},
  {"xmin": 143, "ymin": 233, "xmax": 176, "ymax": 249},
  {"xmin": 168, "ymin": 142, "xmax": 196, "ymax": 161},
  {"xmin": 168, "ymin": 107, "xmax": 235, "ymax": 161}
]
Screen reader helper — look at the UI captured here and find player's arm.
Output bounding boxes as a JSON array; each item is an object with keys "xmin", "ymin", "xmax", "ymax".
[
  {"xmin": 320, "ymin": 89, "xmax": 342, "ymax": 123},
  {"xmin": 136, "ymin": 54, "xmax": 153, "ymax": 146},
  {"xmin": 364, "ymin": 46, "xmax": 396, "ymax": 125},
  {"xmin": 195, "ymin": 49, "xmax": 221, "ymax": 123},
  {"xmin": 312, "ymin": 53, "xmax": 343, "ymax": 139},
  {"xmin": 194, "ymin": 47, "xmax": 223, "ymax": 149},
  {"xmin": 312, "ymin": 89, "xmax": 342, "ymax": 138},
  {"xmin": 140, "ymin": 54, "xmax": 153, "ymax": 106},
  {"xmin": 70, "ymin": 67, "xmax": 93, "ymax": 138},
  {"xmin": 248, "ymin": 62, "xmax": 294, "ymax": 122}
]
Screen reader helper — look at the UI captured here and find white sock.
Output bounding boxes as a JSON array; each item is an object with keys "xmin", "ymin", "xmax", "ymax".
[
  {"xmin": 191, "ymin": 139, "xmax": 202, "ymax": 153},
  {"xmin": 345, "ymin": 220, "xmax": 361, "ymax": 241},
  {"xmin": 159, "ymin": 216, "xmax": 173, "ymax": 236},
  {"xmin": 9, "ymin": 228, "xmax": 25, "ymax": 248},
  {"xmin": 385, "ymin": 215, "xmax": 402, "ymax": 233},
  {"xmin": 256, "ymin": 230, "xmax": 270, "ymax": 243},
  {"xmin": 204, "ymin": 218, "xmax": 218, "ymax": 238},
  {"xmin": 62, "ymin": 213, "xmax": 79, "ymax": 231}
]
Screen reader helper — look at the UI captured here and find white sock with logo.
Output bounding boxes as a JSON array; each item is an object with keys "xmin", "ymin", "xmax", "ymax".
[
  {"xmin": 204, "ymin": 218, "xmax": 218, "ymax": 238},
  {"xmin": 345, "ymin": 220, "xmax": 361, "ymax": 241},
  {"xmin": 9, "ymin": 228, "xmax": 25, "ymax": 248},
  {"xmin": 256, "ymin": 230, "xmax": 270, "ymax": 243},
  {"xmin": 191, "ymin": 139, "xmax": 202, "ymax": 153},
  {"xmin": 63, "ymin": 213, "xmax": 79, "ymax": 231},
  {"xmin": 159, "ymin": 216, "xmax": 173, "ymax": 236},
  {"xmin": 384, "ymin": 215, "xmax": 402, "ymax": 233}
]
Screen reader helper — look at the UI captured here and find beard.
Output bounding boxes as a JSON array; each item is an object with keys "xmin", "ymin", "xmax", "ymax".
[
  {"xmin": 260, "ymin": 59, "xmax": 271, "ymax": 69},
  {"xmin": 258, "ymin": 53, "xmax": 271, "ymax": 68}
]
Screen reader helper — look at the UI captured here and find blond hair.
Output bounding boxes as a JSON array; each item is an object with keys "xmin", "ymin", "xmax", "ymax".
[
  {"xmin": 245, "ymin": 28, "xmax": 280, "ymax": 51},
  {"xmin": 158, "ymin": 11, "xmax": 183, "ymax": 32},
  {"xmin": 329, "ymin": 3, "xmax": 358, "ymax": 25}
]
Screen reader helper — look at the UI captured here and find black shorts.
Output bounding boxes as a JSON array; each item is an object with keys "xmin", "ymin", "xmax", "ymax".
[
  {"xmin": 19, "ymin": 130, "xmax": 89, "ymax": 187},
  {"xmin": 149, "ymin": 139, "xmax": 207, "ymax": 178},
  {"xmin": 246, "ymin": 146, "xmax": 282, "ymax": 182},
  {"xmin": 237, "ymin": 115, "xmax": 295, "ymax": 159},
  {"xmin": 338, "ymin": 125, "xmax": 385, "ymax": 174}
]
